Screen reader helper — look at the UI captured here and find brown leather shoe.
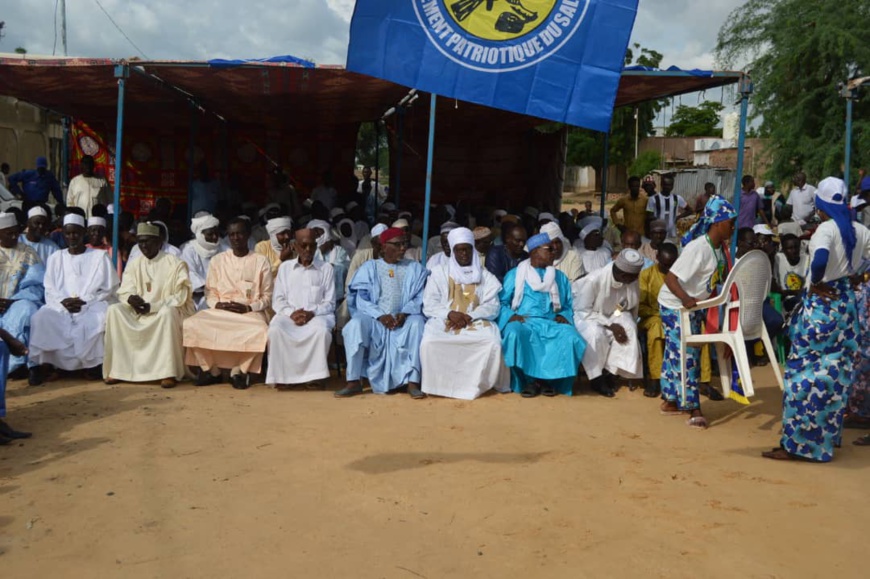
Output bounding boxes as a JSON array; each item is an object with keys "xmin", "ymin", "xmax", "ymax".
[{"xmin": 160, "ymin": 378, "xmax": 177, "ymax": 389}]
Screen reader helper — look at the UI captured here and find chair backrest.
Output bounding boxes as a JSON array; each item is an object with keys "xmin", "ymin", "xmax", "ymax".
[{"xmin": 723, "ymin": 250, "xmax": 771, "ymax": 339}]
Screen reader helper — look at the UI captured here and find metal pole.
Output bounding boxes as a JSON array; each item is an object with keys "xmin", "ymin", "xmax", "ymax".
[
  {"xmin": 61, "ymin": 116, "xmax": 70, "ymax": 190},
  {"xmin": 111, "ymin": 64, "xmax": 129, "ymax": 269},
  {"xmin": 60, "ymin": 0, "xmax": 68, "ymax": 56},
  {"xmin": 600, "ymin": 131, "xmax": 609, "ymax": 217},
  {"xmin": 395, "ymin": 108, "xmax": 403, "ymax": 207},
  {"xmin": 634, "ymin": 107, "xmax": 639, "ymax": 159},
  {"xmin": 420, "ymin": 93, "xmax": 437, "ymax": 264},
  {"xmin": 844, "ymin": 95, "xmax": 853, "ymax": 191},
  {"xmin": 187, "ymin": 101, "xmax": 199, "ymax": 223},
  {"xmin": 374, "ymin": 120, "xmax": 380, "ymax": 223},
  {"xmin": 730, "ymin": 74, "xmax": 752, "ymax": 258}
]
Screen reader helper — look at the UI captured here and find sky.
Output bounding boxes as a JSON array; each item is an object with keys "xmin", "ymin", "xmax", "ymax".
[{"xmin": 0, "ymin": 0, "xmax": 749, "ymax": 124}]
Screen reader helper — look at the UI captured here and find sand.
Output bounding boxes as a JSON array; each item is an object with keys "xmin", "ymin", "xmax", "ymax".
[{"xmin": 0, "ymin": 367, "xmax": 866, "ymax": 578}]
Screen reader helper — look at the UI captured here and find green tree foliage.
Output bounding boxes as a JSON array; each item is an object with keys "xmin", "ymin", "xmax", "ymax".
[
  {"xmin": 629, "ymin": 150, "xmax": 663, "ymax": 178},
  {"xmin": 666, "ymin": 101, "xmax": 725, "ymax": 137},
  {"xmin": 715, "ymin": 0, "xmax": 870, "ymax": 185},
  {"xmin": 356, "ymin": 121, "xmax": 389, "ymax": 174},
  {"xmin": 566, "ymin": 44, "xmax": 668, "ymax": 170}
]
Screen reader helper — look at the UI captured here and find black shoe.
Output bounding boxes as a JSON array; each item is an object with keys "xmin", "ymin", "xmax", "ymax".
[
  {"xmin": 541, "ymin": 384, "xmax": 557, "ymax": 397},
  {"xmin": 408, "ymin": 385, "xmax": 427, "ymax": 399},
  {"xmin": 84, "ymin": 365, "xmax": 103, "ymax": 381},
  {"xmin": 28, "ymin": 366, "xmax": 44, "ymax": 387},
  {"xmin": 195, "ymin": 372, "xmax": 221, "ymax": 387},
  {"xmin": 8, "ymin": 366, "xmax": 27, "ymax": 381},
  {"xmin": 334, "ymin": 383, "xmax": 364, "ymax": 398},
  {"xmin": 231, "ymin": 374, "xmax": 250, "ymax": 390},
  {"xmin": 643, "ymin": 382, "xmax": 661, "ymax": 398},
  {"xmin": 521, "ymin": 382, "xmax": 541, "ymax": 398},
  {"xmin": 0, "ymin": 420, "xmax": 32, "ymax": 440},
  {"xmin": 0, "ymin": 434, "xmax": 12, "ymax": 446},
  {"xmin": 591, "ymin": 376, "xmax": 615, "ymax": 398}
]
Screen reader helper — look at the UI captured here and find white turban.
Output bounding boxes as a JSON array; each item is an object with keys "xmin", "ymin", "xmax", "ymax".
[
  {"xmin": 0, "ymin": 213, "xmax": 17, "ymax": 229},
  {"xmin": 307, "ymin": 219, "xmax": 333, "ymax": 248},
  {"xmin": 258, "ymin": 202, "xmax": 281, "ymax": 218},
  {"xmin": 63, "ymin": 214, "xmax": 86, "ymax": 228},
  {"xmin": 266, "ymin": 217, "xmax": 293, "ymax": 252},
  {"xmin": 28, "ymin": 206, "xmax": 48, "ymax": 219},
  {"xmin": 540, "ymin": 222, "xmax": 570, "ymax": 264},
  {"xmin": 440, "ymin": 221, "xmax": 459, "ymax": 235},
  {"xmin": 88, "ymin": 216, "xmax": 107, "ymax": 228},
  {"xmin": 190, "ymin": 213, "xmax": 221, "ymax": 259},
  {"xmin": 447, "ymin": 227, "xmax": 481, "ymax": 285},
  {"xmin": 579, "ymin": 216, "xmax": 604, "ymax": 241}
]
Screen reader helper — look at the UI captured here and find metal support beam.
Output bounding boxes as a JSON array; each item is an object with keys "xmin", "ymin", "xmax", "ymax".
[
  {"xmin": 111, "ymin": 64, "xmax": 129, "ymax": 270},
  {"xmin": 730, "ymin": 73, "xmax": 752, "ymax": 258},
  {"xmin": 60, "ymin": 116, "xmax": 70, "ymax": 189},
  {"xmin": 374, "ymin": 120, "xmax": 380, "ymax": 222},
  {"xmin": 395, "ymin": 108, "xmax": 404, "ymax": 207},
  {"xmin": 187, "ymin": 101, "xmax": 199, "ymax": 223},
  {"xmin": 600, "ymin": 131, "xmax": 610, "ymax": 218},
  {"xmin": 420, "ymin": 94, "xmax": 437, "ymax": 264}
]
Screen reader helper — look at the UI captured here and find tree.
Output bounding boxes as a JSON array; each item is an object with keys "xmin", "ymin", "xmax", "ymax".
[
  {"xmin": 629, "ymin": 150, "xmax": 662, "ymax": 178},
  {"xmin": 566, "ymin": 44, "xmax": 669, "ymax": 171},
  {"xmin": 356, "ymin": 121, "xmax": 389, "ymax": 174},
  {"xmin": 716, "ymin": 0, "xmax": 870, "ymax": 185},
  {"xmin": 666, "ymin": 101, "xmax": 725, "ymax": 137}
]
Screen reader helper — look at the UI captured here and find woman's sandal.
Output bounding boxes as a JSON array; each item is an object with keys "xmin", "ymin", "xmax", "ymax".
[
  {"xmin": 660, "ymin": 401, "xmax": 683, "ymax": 416},
  {"xmin": 686, "ymin": 415, "xmax": 708, "ymax": 429},
  {"xmin": 853, "ymin": 434, "xmax": 870, "ymax": 446}
]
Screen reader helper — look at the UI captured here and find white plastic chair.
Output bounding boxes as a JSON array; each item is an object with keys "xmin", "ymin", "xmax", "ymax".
[{"xmin": 679, "ymin": 250, "xmax": 785, "ymax": 402}]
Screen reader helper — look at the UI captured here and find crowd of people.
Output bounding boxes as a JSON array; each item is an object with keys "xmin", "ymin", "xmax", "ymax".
[{"xmin": 1, "ymin": 156, "xmax": 869, "ymax": 465}]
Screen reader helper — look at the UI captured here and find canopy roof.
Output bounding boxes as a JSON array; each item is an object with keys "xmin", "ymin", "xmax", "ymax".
[{"xmin": 0, "ymin": 55, "xmax": 742, "ymax": 131}]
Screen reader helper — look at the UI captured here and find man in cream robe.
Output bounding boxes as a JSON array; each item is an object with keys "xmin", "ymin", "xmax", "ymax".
[
  {"xmin": 0, "ymin": 212, "xmax": 45, "ymax": 380},
  {"xmin": 103, "ymin": 222, "xmax": 195, "ymax": 388},
  {"xmin": 66, "ymin": 155, "xmax": 110, "ymax": 217},
  {"xmin": 572, "ymin": 249, "xmax": 645, "ymax": 397},
  {"xmin": 421, "ymin": 227, "xmax": 509, "ymax": 400},
  {"xmin": 254, "ymin": 216, "xmax": 293, "ymax": 278},
  {"xmin": 181, "ymin": 213, "xmax": 221, "ymax": 311},
  {"xmin": 266, "ymin": 229, "xmax": 336, "ymax": 388},
  {"xmin": 183, "ymin": 218, "xmax": 273, "ymax": 390},
  {"xmin": 29, "ymin": 214, "xmax": 119, "ymax": 381}
]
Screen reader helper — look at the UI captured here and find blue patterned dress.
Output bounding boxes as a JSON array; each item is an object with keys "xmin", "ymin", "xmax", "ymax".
[
  {"xmin": 780, "ymin": 277, "xmax": 859, "ymax": 461},
  {"xmin": 847, "ymin": 278, "xmax": 870, "ymax": 419}
]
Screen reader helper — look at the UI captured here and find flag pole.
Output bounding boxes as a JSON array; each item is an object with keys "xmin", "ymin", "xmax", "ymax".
[{"xmin": 420, "ymin": 93, "xmax": 437, "ymax": 264}]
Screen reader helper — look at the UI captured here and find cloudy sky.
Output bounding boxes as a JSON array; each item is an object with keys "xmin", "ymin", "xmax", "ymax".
[{"xmin": 0, "ymin": 0, "xmax": 748, "ymax": 123}]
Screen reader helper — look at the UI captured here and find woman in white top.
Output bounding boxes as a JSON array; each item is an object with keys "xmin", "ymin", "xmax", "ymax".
[
  {"xmin": 657, "ymin": 196, "xmax": 736, "ymax": 429},
  {"xmin": 764, "ymin": 177, "xmax": 870, "ymax": 462}
]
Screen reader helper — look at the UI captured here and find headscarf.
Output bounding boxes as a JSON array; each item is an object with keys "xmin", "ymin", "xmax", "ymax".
[
  {"xmin": 307, "ymin": 219, "xmax": 333, "ymax": 248},
  {"xmin": 447, "ymin": 227, "xmax": 481, "ymax": 285},
  {"xmin": 816, "ymin": 176, "xmax": 856, "ymax": 262},
  {"xmin": 540, "ymin": 222, "xmax": 570, "ymax": 264},
  {"xmin": 681, "ymin": 195, "xmax": 736, "ymax": 247},
  {"xmin": 336, "ymin": 218, "xmax": 358, "ymax": 245},
  {"xmin": 379, "ymin": 227, "xmax": 405, "ymax": 244},
  {"xmin": 512, "ymin": 232, "xmax": 561, "ymax": 313},
  {"xmin": 266, "ymin": 216, "xmax": 293, "ymax": 252},
  {"xmin": 190, "ymin": 213, "xmax": 221, "ymax": 259}
]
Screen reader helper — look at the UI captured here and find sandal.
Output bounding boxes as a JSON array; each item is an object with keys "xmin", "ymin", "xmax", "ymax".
[
  {"xmin": 660, "ymin": 401, "xmax": 682, "ymax": 416},
  {"xmin": 686, "ymin": 415, "xmax": 708, "ymax": 429},
  {"xmin": 853, "ymin": 434, "xmax": 870, "ymax": 446},
  {"xmin": 521, "ymin": 382, "xmax": 541, "ymax": 398},
  {"xmin": 541, "ymin": 384, "xmax": 557, "ymax": 397},
  {"xmin": 761, "ymin": 447, "xmax": 799, "ymax": 460}
]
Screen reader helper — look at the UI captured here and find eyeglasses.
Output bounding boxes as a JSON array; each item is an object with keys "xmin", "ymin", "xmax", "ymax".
[
  {"xmin": 386, "ymin": 240, "xmax": 409, "ymax": 248},
  {"xmin": 538, "ymin": 246, "xmax": 556, "ymax": 252}
]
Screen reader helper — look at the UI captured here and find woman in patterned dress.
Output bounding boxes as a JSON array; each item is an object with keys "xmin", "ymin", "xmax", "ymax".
[{"xmin": 763, "ymin": 178, "xmax": 870, "ymax": 461}]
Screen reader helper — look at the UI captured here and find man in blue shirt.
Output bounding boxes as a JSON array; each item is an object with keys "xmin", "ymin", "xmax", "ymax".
[{"xmin": 7, "ymin": 156, "xmax": 63, "ymax": 205}]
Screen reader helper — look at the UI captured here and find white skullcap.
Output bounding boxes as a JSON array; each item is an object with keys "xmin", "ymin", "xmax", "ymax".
[
  {"xmin": 0, "ymin": 213, "xmax": 17, "ymax": 229},
  {"xmin": 440, "ymin": 221, "xmax": 459, "ymax": 235},
  {"xmin": 63, "ymin": 214, "xmax": 86, "ymax": 228},
  {"xmin": 398, "ymin": 211, "xmax": 412, "ymax": 219},
  {"xmin": 447, "ymin": 227, "xmax": 474, "ymax": 250},
  {"xmin": 88, "ymin": 216, "xmax": 107, "ymax": 228},
  {"xmin": 28, "ymin": 206, "xmax": 48, "ymax": 219},
  {"xmin": 392, "ymin": 218, "xmax": 410, "ymax": 229},
  {"xmin": 753, "ymin": 224, "xmax": 774, "ymax": 236},
  {"xmin": 538, "ymin": 212, "xmax": 556, "ymax": 223},
  {"xmin": 579, "ymin": 219, "xmax": 604, "ymax": 240},
  {"xmin": 614, "ymin": 249, "xmax": 645, "ymax": 274},
  {"xmin": 345, "ymin": 201, "xmax": 359, "ymax": 211},
  {"xmin": 371, "ymin": 223, "xmax": 388, "ymax": 240},
  {"xmin": 330, "ymin": 207, "xmax": 345, "ymax": 219},
  {"xmin": 303, "ymin": 199, "xmax": 313, "ymax": 209},
  {"xmin": 265, "ymin": 216, "xmax": 293, "ymax": 236},
  {"xmin": 493, "ymin": 209, "xmax": 508, "ymax": 219},
  {"xmin": 258, "ymin": 202, "xmax": 281, "ymax": 217},
  {"xmin": 191, "ymin": 213, "xmax": 220, "ymax": 236}
]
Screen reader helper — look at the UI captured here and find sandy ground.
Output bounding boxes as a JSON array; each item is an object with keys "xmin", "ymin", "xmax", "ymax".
[{"xmin": 0, "ymin": 366, "xmax": 866, "ymax": 578}]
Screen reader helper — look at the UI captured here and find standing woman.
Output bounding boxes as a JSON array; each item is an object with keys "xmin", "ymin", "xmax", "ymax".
[{"xmin": 764, "ymin": 177, "xmax": 870, "ymax": 461}]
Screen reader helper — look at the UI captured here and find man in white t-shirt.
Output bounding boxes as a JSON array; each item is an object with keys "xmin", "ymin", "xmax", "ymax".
[
  {"xmin": 774, "ymin": 233, "xmax": 807, "ymax": 313},
  {"xmin": 785, "ymin": 171, "xmax": 816, "ymax": 224},
  {"xmin": 646, "ymin": 174, "xmax": 690, "ymax": 239},
  {"xmin": 66, "ymin": 156, "xmax": 110, "ymax": 218}
]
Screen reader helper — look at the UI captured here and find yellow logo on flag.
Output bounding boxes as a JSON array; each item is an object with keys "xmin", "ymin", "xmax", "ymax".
[{"xmin": 447, "ymin": 0, "xmax": 556, "ymax": 41}]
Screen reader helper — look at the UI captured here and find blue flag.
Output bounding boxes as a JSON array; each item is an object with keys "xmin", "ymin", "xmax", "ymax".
[{"xmin": 347, "ymin": 0, "xmax": 639, "ymax": 132}]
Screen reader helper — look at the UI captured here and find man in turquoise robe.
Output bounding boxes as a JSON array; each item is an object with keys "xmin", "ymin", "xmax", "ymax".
[
  {"xmin": 337, "ymin": 227, "xmax": 429, "ymax": 398},
  {"xmin": 498, "ymin": 232, "xmax": 585, "ymax": 397}
]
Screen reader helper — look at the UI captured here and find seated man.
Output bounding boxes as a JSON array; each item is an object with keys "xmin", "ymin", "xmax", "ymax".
[
  {"xmin": 19, "ymin": 205, "xmax": 59, "ymax": 264},
  {"xmin": 0, "ymin": 212, "xmax": 45, "ymax": 381},
  {"xmin": 638, "ymin": 243, "xmax": 679, "ymax": 398},
  {"xmin": 774, "ymin": 233, "xmax": 807, "ymax": 314},
  {"xmin": 498, "ymin": 232, "xmax": 586, "ymax": 398},
  {"xmin": 183, "ymin": 218, "xmax": 273, "ymax": 390},
  {"xmin": 572, "ymin": 249, "xmax": 645, "ymax": 397},
  {"xmin": 573, "ymin": 218, "xmax": 612, "ymax": 276},
  {"xmin": 485, "ymin": 222, "xmax": 528, "ymax": 283},
  {"xmin": 640, "ymin": 219, "xmax": 668, "ymax": 263},
  {"xmin": 541, "ymin": 222, "xmax": 582, "ymax": 281},
  {"xmin": 180, "ymin": 213, "xmax": 221, "ymax": 311},
  {"xmin": 255, "ymin": 216, "xmax": 294, "ymax": 278},
  {"xmin": 425, "ymin": 221, "xmax": 458, "ymax": 270},
  {"xmin": 337, "ymin": 227, "xmax": 428, "ymax": 399},
  {"xmin": 103, "ymin": 222, "xmax": 195, "ymax": 388},
  {"xmin": 28, "ymin": 214, "xmax": 120, "ymax": 382},
  {"xmin": 421, "ymin": 227, "xmax": 509, "ymax": 400},
  {"xmin": 309, "ymin": 219, "xmax": 350, "ymax": 301},
  {"xmin": 266, "ymin": 229, "xmax": 336, "ymax": 389},
  {"xmin": 86, "ymin": 216, "xmax": 113, "ymax": 257},
  {"xmin": 0, "ymin": 329, "xmax": 32, "ymax": 445}
]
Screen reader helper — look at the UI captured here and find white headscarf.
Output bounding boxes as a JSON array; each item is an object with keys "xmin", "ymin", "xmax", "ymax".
[
  {"xmin": 307, "ymin": 219, "xmax": 333, "ymax": 248},
  {"xmin": 190, "ymin": 213, "xmax": 220, "ymax": 259},
  {"xmin": 540, "ymin": 222, "xmax": 570, "ymax": 265},
  {"xmin": 447, "ymin": 227, "xmax": 481, "ymax": 285},
  {"xmin": 336, "ymin": 218, "xmax": 358, "ymax": 246},
  {"xmin": 266, "ymin": 217, "xmax": 293, "ymax": 252}
]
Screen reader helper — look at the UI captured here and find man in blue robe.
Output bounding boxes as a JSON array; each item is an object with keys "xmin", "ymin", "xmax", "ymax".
[
  {"xmin": 0, "ymin": 329, "xmax": 33, "ymax": 445},
  {"xmin": 337, "ymin": 227, "xmax": 429, "ymax": 399},
  {"xmin": 0, "ymin": 212, "xmax": 46, "ymax": 383},
  {"xmin": 498, "ymin": 232, "xmax": 586, "ymax": 397}
]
